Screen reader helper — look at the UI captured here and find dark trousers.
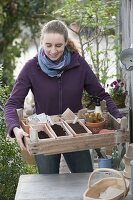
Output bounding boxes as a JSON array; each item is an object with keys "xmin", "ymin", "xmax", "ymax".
[{"xmin": 34, "ymin": 150, "xmax": 93, "ymax": 174}]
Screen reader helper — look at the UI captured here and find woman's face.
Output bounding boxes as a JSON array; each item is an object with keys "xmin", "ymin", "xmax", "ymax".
[{"xmin": 42, "ymin": 33, "xmax": 66, "ymax": 61}]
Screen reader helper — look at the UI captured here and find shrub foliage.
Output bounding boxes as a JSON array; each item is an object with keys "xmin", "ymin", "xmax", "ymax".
[{"xmin": 0, "ymin": 66, "xmax": 36, "ymax": 200}]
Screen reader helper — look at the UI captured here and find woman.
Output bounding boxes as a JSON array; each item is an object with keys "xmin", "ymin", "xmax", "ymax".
[{"xmin": 4, "ymin": 20, "xmax": 122, "ymax": 174}]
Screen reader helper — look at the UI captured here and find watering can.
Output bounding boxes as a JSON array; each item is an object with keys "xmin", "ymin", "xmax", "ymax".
[{"xmin": 120, "ymin": 47, "xmax": 133, "ymax": 71}]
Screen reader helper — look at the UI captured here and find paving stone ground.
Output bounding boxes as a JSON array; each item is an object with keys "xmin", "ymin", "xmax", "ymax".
[{"xmin": 59, "ymin": 155, "xmax": 70, "ymax": 174}]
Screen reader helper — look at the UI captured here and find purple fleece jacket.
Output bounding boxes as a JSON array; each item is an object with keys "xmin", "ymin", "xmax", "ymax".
[{"xmin": 4, "ymin": 52, "xmax": 122, "ymax": 137}]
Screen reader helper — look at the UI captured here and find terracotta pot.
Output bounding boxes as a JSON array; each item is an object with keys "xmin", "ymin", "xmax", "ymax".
[{"xmin": 85, "ymin": 119, "xmax": 105, "ymax": 134}]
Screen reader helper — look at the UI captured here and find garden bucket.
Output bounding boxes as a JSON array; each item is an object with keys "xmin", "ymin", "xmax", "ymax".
[{"xmin": 98, "ymin": 155, "xmax": 112, "ymax": 168}]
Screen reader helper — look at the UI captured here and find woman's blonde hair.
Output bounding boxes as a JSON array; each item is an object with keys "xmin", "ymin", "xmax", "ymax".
[{"xmin": 40, "ymin": 20, "xmax": 78, "ymax": 53}]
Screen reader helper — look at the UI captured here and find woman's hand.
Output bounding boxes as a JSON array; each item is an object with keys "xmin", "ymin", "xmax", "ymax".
[{"xmin": 13, "ymin": 127, "xmax": 29, "ymax": 150}]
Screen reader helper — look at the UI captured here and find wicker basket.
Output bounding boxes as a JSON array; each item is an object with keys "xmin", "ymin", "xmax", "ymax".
[{"xmin": 83, "ymin": 168, "xmax": 129, "ymax": 200}]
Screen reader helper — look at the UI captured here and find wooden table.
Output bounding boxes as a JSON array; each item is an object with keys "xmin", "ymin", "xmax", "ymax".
[{"xmin": 15, "ymin": 173, "xmax": 133, "ymax": 200}]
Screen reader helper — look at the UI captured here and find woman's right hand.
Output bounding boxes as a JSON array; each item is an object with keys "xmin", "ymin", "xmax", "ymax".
[{"xmin": 13, "ymin": 127, "xmax": 29, "ymax": 150}]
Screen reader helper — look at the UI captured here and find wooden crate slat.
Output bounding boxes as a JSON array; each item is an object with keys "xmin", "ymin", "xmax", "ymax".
[{"xmin": 24, "ymin": 131, "xmax": 129, "ymax": 155}]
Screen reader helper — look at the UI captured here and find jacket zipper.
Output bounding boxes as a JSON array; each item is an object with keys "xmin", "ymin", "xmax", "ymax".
[{"xmin": 57, "ymin": 75, "xmax": 62, "ymax": 114}]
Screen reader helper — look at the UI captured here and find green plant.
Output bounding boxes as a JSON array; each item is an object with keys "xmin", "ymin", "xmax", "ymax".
[
  {"xmin": 112, "ymin": 144, "xmax": 126, "ymax": 170},
  {"xmin": 107, "ymin": 79, "xmax": 128, "ymax": 108},
  {"xmin": 0, "ymin": 66, "xmax": 37, "ymax": 200},
  {"xmin": 82, "ymin": 91, "xmax": 95, "ymax": 109},
  {"xmin": 108, "ymin": 79, "xmax": 127, "ymax": 97},
  {"xmin": 0, "ymin": 0, "xmax": 63, "ymax": 87},
  {"xmin": 54, "ymin": 0, "xmax": 121, "ymax": 85}
]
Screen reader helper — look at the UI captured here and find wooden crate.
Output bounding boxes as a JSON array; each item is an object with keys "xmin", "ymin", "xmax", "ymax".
[{"xmin": 22, "ymin": 113, "xmax": 130, "ymax": 155}]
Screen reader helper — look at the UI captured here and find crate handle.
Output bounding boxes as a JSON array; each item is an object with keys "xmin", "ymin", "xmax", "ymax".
[{"xmin": 88, "ymin": 168, "xmax": 127, "ymax": 197}]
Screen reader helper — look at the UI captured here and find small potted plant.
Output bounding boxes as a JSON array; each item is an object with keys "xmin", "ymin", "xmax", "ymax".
[
  {"xmin": 85, "ymin": 112, "xmax": 105, "ymax": 134},
  {"xmin": 107, "ymin": 79, "xmax": 128, "ymax": 108}
]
